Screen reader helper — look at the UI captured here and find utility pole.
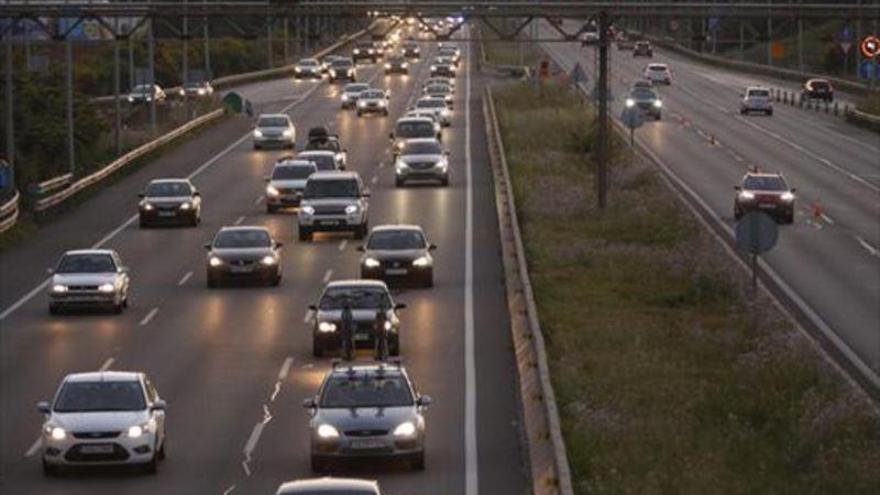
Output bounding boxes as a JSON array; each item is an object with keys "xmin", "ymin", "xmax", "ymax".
[
  {"xmin": 283, "ymin": 17, "xmax": 290, "ymax": 65},
  {"xmin": 4, "ymin": 27, "xmax": 15, "ymax": 184},
  {"xmin": 183, "ymin": 9, "xmax": 190, "ymax": 118},
  {"xmin": 65, "ymin": 35, "xmax": 75, "ymax": 175},
  {"xmin": 797, "ymin": 16, "xmax": 804, "ymax": 71},
  {"xmin": 597, "ymin": 11, "xmax": 609, "ymax": 210},
  {"xmin": 203, "ymin": 0, "xmax": 212, "ymax": 79},
  {"xmin": 295, "ymin": 16, "xmax": 301, "ymax": 57},
  {"xmin": 267, "ymin": 16, "xmax": 274, "ymax": 69},
  {"xmin": 114, "ymin": 20, "xmax": 122, "ymax": 155},
  {"xmin": 148, "ymin": 19, "xmax": 157, "ymax": 136},
  {"xmin": 128, "ymin": 33, "xmax": 135, "ymax": 89}
]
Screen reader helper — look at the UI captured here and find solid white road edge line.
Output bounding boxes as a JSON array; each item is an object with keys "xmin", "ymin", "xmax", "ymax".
[
  {"xmin": 140, "ymin": 307, "xmax": 159, "ymax": 326},
  {"xmin": 464, "ymin": 25, "xmax": 479, "ymax": 495}
]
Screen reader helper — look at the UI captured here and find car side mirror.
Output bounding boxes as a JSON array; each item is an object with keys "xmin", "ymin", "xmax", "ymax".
[
  {"xmin": 308, "ymin": 304, "xmax": 317, "ymax": 311},
  {"xmin": 203, "ymin": 243, "xmax": 212, "ymax": 250},
  {"xmin": 389, "ymin": 132, "xmax": 395, "ymax": 140},
  {"xmin": 36, "ymin": 401, "xmax": 51, "ymax": 414},
  {"xmin": 417, "ymin": 395, "xmax": 432, "ymax": 407},
  {"xmin": 303, "ymin": 397, "xmax": 317, "ymax": 409},
  {"xmin": 356, "ymin": 245, "xmax": 365, "ymax": 252},
  {"xmin": 274, "ymin": 241, "xmax": 284, "ymax": 249},
  {"xmin": 790, "ymin": 188, "xmax": 797, "ymax": 193},
  {"xmin": 118, "ymin": 266, "xmax": 129, "ymax": 274},
  {"xmin": 395, "ymin": 303, "xmax": 407, "ymax": 310},
  {"xmin": 193, "ymin": 191, "xmax": 201, "ymax": 197},
  {"xmin": 362, "ymin": 192, "xmax": 371, "ymax": 198},
  {"xmin": 443, "ymin": 151, "xmax": 450, "ymax": 157},
  {"xmin": 46, "ymin": 267, "xmax": 54, "ymax": 275},
  {"xmin": 264, "ymin": 176, "xmax": 271, "ymax": 182},
  {"xmin": 429, "ymin": 244, "xmax": 437, "ymax": 251},
  {"xmin": 137, "ymin": 193, "xmax": 145, "ymax": 198},
  {"xmin": 339, "ymin": 165, "xmax": 346, "ymax": 171},
  {"xmin": 151, "ymin": 399, "xmax": 167, "ymax": 411}
]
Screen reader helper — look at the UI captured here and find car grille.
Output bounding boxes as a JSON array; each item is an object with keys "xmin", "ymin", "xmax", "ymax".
[
  {"xmin": 408, "ymin": 161, "xmax": 436, "ymax": 170},
  {"xmin": 156, "ymin": 204, "xmax": 179, "ymax": 212},
  {"xmin": 278, "ymin": 187, "xmax": 301, "ymax": 195},
  {"xmin": 636, "ymin": 102, "xmax": 652, "ymax": 109},
  {"xmin": 345, "ymin": 429, "xmax": 389, "ymax": 437},
  {"xmin": 314, "ymin": 205, "xmax": 348, "ymax": 215},
  {"xmin": 68, "ymin": 285, "xmax": 99, "ymax": 291},
  {"xmin": 72, "ymin": 431, "xmax": 121, "ymax": 440},
  {"xmin": 382, "ymin": 258, "xmax": 413, "ymax": 268},
  {"xmin": 228, "ymin": 259, "xmax": 257, "ymax": 267},
  {"xmin": 64, "ymin": 443, "xmax": 130, "ymax": 462}
]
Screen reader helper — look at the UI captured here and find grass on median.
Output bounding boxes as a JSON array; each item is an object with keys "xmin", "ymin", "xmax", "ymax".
[{"xmin": 492, "ymin": 80, "xmax": 880, "ymax": 494}]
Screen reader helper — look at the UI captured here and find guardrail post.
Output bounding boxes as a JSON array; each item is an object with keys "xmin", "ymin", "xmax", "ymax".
[
  {"xmin": 114, "ymin": 27, "xmax": 122, "ymax": 155},
  {"xmin": 203, "ymin": 9, "xmax": 212, "ymax": 78},
  {"xmin": 182, "ymin": 12, "xmax": 190, "ymax": 119}
]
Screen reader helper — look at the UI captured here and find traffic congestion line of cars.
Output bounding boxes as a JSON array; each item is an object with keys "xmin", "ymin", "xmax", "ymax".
[{"xmin": 38, "ymin": 24, "xmax": 461, "ymax": 490}]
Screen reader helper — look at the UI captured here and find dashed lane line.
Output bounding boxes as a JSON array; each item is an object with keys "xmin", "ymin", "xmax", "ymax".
[
  {"xmin": 178, "ymin": 271, "xmax": 193, "ymax": 286},
  {"xmin": 140, "ymin": 307, "xmax": 159, "ymax": 326}
]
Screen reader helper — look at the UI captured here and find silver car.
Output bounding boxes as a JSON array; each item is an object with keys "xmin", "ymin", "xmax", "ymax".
[
  {"xmin": 138, "ymin": 178, "xmax": 201, "ymax": 227},
  {"xmin": 277, "ymin": 477, "xmax": 384, "ymax": 495},
  {"xmin": 253, "ymin": 113, "xmax": 296, "ymax": 150},
  {"xmin": 127, "ymin": 84, "xmax": 165, "ymax": 104},
  {"xmin": 265, "ymin": 160, "xmax": 317, "ymax": 212},
  {"xmin": 298, "ymin": 172, "xmax": 370, "ymax": 241},
  {"xmin": 48, "ymin": 249, "xmax": 131, "ymax": 315},
  {"xmin": 205, "ymin": 226, "xmax": 283, "ymax": 287},
  {"xmin": 178, "ymin": 81, "xmax": 213, "ymax": 98},
  {"xmin": 429, "ymin": 57, "xmax": 456, "ymax": 77},
  {"xmin": 394, "ymin": 138, "xmax": 449, "ymax": 187},
  {"xmin": 304, "ymin": 363, "xmax": 430, "ymax": 471},
  {"xmin": 297, "ymin": 150, "xmax": 344, "ymax": 172},
  {"xmin": 357, "ymin": 89, "xmax": 390, "ymax": 117},
  {"xmin": 341, "ymin": 82, "xmax": 371, "ymax": 109},
  {"xmin": 740, "ymin": 86, "xmax": 773, "ymax": 116},
  {"xmin": 294, "ymin": 58, "xmax": 323, "ymax": 79},
  {"xmin": 359, "ymin": 224, "xmax": 436, "ymax": 287},
  {"xmin": 424, "ymin": 76, "xmax": 455, "ymax": 93},
  {"xmin": 309, "ymin": 280, "xmax": 403, "ymax": 357},
  {"xmin": 37, "ymin": 371, "xmax": 167, "ymax": 475},
  {"xmin": 423, "ymin": 83, "xmax": 454, "ymax": 107},
  {"xmin": 413, "ymin": 96, "xmax": 451, "ymax": 126}
]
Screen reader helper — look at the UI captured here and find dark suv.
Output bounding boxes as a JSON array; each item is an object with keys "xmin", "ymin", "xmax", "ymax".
[
  {"xmin": 352, "ymin": 43, "xmax": 377, "ymax": 63},
  {"xmin": 802, "ymin": 78, "xmax": 834, "ymax": 102},
  {"xmin": 633, "ymin": 41, "xmax": 653, "ymax": 57},
  {"xmin": 733, "ymin": 172, "xmax": 796, "ymax": 224}
]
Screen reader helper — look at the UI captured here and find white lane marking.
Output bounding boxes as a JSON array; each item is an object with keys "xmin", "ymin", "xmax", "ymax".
[
  {"xmin": 234, "ymin": 215, "xmax": 246, "ymax": 225},
  {"xmin": 371, "ymin": 175, "xmax": 378, "ymax": 184},
  {"xmin": 301, "ymin": 363, "xmax": 314, "ymax": 369},
  {"xmin": 25, "ymin": 438, "xmax": 42, "ymax": 458},
  {"xmin": 254, "ymin": 195, "xmax": 264, "ymax": 205},
  {"xmin": 464, "ymin": 26, "xmax": 478, "ymax": 495},
  {"xmin": 378, "ymin": 161, "xmax": 386, "ymax": 168},
  {"xmin": 821, "ymin": 214, "xmax": 835, "ymax": 225},
  {"xmin": 0, "ymin": 75, "xmax": 324, "ymax": 323},
  {"xmin": 856, "ymin": 237, "xmax": 880, "ymax": 257},
  {"xmin": 223, "ymin": 486, "xmax": 237, "ymax": 495},
  {"xmin": 303, "ymin": 309, "xmax": 314, "ymax": 323},
  {"xmin": 177, "ymin": 271, "xmax": 193, "ymax": 286},
  {"xmin": 140, "ymin": 307, "xmax": 159, "ymax": 326},
  {"xmin": 278, "ymin": 357, "xmax": 294, "ymax": 381},
  {"xmin": 322, "ymin": 269, "xmax": 333, "ymax": 283},
  {"xmin": 99, "ymin": 357, "xmax": 116, "ymax": 372},
  {"xmin": 338, "ymin": 239, "xmax": 347, "ymax": 251},
  {"xmin": 242, "ymin": 404, "xmax": 273, "ymax": 477},
  {"xmin": 241, "ymin": 460, "xmax": 251, "ymax": 477}
]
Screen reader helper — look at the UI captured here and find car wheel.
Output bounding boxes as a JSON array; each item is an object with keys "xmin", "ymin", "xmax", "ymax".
[
  {"xmin": 383, "ymin": 109, "xmax": 389, "ymax": 116},
  {"xmin": 143, "ymin": 453, "xmax": 158, "ymax": 475},
  {"xmin": 49, "ymin": 304, "xmax": 61, "ymax": 316},
  {"xmin": 271, "ymin": 273, "xmax": 281, "ymax": 287},
  {"xmin": 207, "ymin": 273, "xmax": 219, "ymax": 288},
  {"xmin": 411, "ymin": 451, "xmax": 425, "ymax": 471},
  {"xmin": 139, "ymin": 217, "xmax": 149, "ymax": 228},
  {"xmin": 785, "ymin": 211, "xmax": 795, "ymax": 224},
  {"xmin": 113, "ymin": 301, "xmax": 124, "ymax": 314},
  {"xmin": 311, "ymin": 455, "xmax": 327, "ymax": 473},
  {"xmin": 253, "ymin": 144, "xmax": 261, "ymax": 150},
  {"xmin": 266, "ymin": 204, "xmax": 277, "ymax": 214},
  {"xmin": 441, "ymin": 176, "xmax": 449, "ymax": 187},
  {"xmin": 354, "ymin": 224, "xmax": 367, "ymax": 240},
  {"xmin": 42, "ymin": 458, "xmax": 58, "ymax": 477},
  {"xmin": 298, "ymin": 227, "xmax": 313, "ymax": 241},
  {"xmin": 357, "ymin": 111, "xmax": 363, "ymax": 117},
  {"xmin": 190, "ymin": 214, "xmax": 199, "ymax": 227},
  {"xmin": 395, "ymin": 177, "xmax": 405, "ymax": 187},
  {"xmin": 157, "ymin": 438, "xmax": 166, "ymax": 461},
  {"xmin": 767, "ymin": 109, "xmax": 773, "ymax": 116},
  {"xmin": 389, "ymin": 335, "xmax": 401, "ymax": 357},
  {"xmin": 655, "ymin": 113, "xmax": 661, "ymax": 121},
  {"xmin": 423, "ymin": 270, "xmax": 434, "ymax": 288}
]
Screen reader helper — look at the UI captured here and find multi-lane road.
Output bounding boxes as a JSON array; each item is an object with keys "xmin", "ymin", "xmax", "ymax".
[
  {"xmin": 0, "ymin": 27, "xmax": 527, "ymax": 494},
  {"xmin": 541, "ymin": 22, "xmax": 880, "ymax": 386}
]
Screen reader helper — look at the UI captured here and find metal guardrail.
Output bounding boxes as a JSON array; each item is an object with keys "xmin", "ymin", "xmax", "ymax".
[
  {"xmin": 0, "ymin": 190, "xmax": 21, "ymax": 234},
  {"xmin": 483, "ymin": 86, "xmax": 575, "ymax": 495},
  {"xmin": 32, "ymin": 173, "xmax": 74, "ymax": 196},
  {"xmin": 34, "ymin": 108, "xmax": 224, "ymax": 213}
]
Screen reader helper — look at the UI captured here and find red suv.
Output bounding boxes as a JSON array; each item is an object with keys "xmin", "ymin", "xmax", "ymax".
[{"xmin": 733, "ymin": 172, "xmax": 796, "ymax": 224}]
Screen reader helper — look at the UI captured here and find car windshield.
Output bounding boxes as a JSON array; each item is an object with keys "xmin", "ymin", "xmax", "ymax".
[
  {"xmin": 319, "ymin": 287, "xmax": 391, "ymax": 310},
  {"xmin": 306, "ymin": 140, "xmax": 340, "ymax": 152},
  {"xmin": 345, "ymin": 84, "xmax": 369, "ymax": 93},
  {"xmin": 214, "ymin": 229, "xmax": 272, "ymax": 248},
  {"xmin": 362, "ymin": 91, "xmax": 385, "ymax": 99},
  {"xmin": 439, "ymin": 48, "xmax": 456, "ymax": 56},
  {"xmin": 332, "ymin": 60, "xmax": 353, "ymax": 68},
  {"xmin": 389, "ymin": 56, "xmax": 405, "ymax": 63},
  {"xmin": 417, "ymin": 99, "xmax": 445, "ymax": 108},
  {"xmin": 426, "ymin": 85, "xmax": 449, "ymax": 93},
  {"xmin": 258, "ymin": 117, "xmax": 288, "ymax": 127},
  {"xmin": 299, "ymin": 59, "xmax": 319, "ymax": 66},
  {"xmin": 146, "ymin": 181, "xmax": 191, "ymax": 197},
  {"xmin": 273, "ymin": 165, "xmax": 314, "ymax": 180},
  {"xmin": 396, "ymin": 121, "xmax": 435, "ymax": 137},
  {"xmin": 810, "ymin": 80, "xmax": 830, "ymax": 89},
  {"xmin": 748, "ymin": 89, "xmax": 770, "ymax": 98},
  {"xmin": 402, "ymin": 141, "xmax": 442, "ymax": 155},
  {"xmin": 320, "ymin": 374, "xmax": 413, "ymax": 408},
  {"xmin": 54, "ymin": 381, "xmax": 146, "ymax": 412},
  {"xmin": 743, "ymin": 176, "xmax": 787, "ymax": 191},
  {"xmin": 631, "ymin": 89, "xmax": 657, "ymax": 99},
  {"xmin": 56, "ymin": 254, "xmax": 117, "ymax": 274},
  {"xmin": 184, "ymin": 82, "xmax": 206, "ymax": 89},
  {"xmin": 132, "ymin": 85, "xmax": 153, "ymax": 93},
  {"xmin": 298, "ymin": 153, "xmax": 337, "ymax": 171},
  {"xmin": 649, "ymin": 66, "xmax": 667, "ymax": 71},
  {"xmin": 368, "ymin": 230, "xmax": 426, "ymax": 250},
  {"xmin": 305, "ymin": 179, "xmax": 359, "ymax": 198}
]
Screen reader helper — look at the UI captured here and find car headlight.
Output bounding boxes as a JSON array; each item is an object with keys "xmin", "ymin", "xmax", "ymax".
[
  {"xmin": 329, "ymin": 69, "xmax": 337, "ymax": 77},
  {"xmin": 179, "ymin": 202, "xmax": 191, "ymax": 210},
  {"xmin": 317, "ymin": 424, "xmax": 339, "ymax": 439},
  {"xmin": 260, "ymin": 255, "xmax": 277, "ymax": 266},
  {"xmin": 209, "ymin": 256, "xmax": 223, "ymax": 267},
  {"xmin": 364, "ymin": 257, "xmax": 381, "ymax": 268},
  {"xmin": 353, "ymin": 49, "xmax": 360, "ymax": 54},
  {"xmin": 342, "ymin": 94, "xmax": 350, "ymax": 101},
  {"xmin": 127, "ymin": 419, "xmax": 155, "ymax": 439},
  {"xmin": 378, "ymin": 100, "xmax": 386, "ymax": 106},
  {"xmin": 393, "ymin": 421, "xmax": 416, "ymax": 437},
  {"xmin": 384, "ymin": 320, "xmax": 393, "ymax": 331},
  {"xmin": 402, "ymin": 62, "xmax": 409, "ymax": 68},
  {"xmin": 358, "ymin": 100, "xmax": 367, "ymax": 107},
  {"xmin": 440, "ymin": 109, "xmax": 450, "ymax": 117},
  {"xmin": 318, "ymin": 321, "xmax": 337, "ymax": 333},
  {"xmin": 45, "ymin": 425, "xmax": 66, "ymax": 441},
  {"xmin": 127, "ymin": 96, "xmax": 134, "ymax": 102},
  {"xmin": 52, "ymin": 284, "xmax": 68, "ymax": 293},
  {"xmin": 345, "ymin": 205, "xmax": 359, "ymax": 215},
  {"xmin": 266, "ymin": 185, "xmax": 280, "ymax": 196},
  {"xmin": 413, "ymin": 256, "xmax": 430, "ymax": 267},
  {"xmin": 197, "ymin": 88, "xmax": 206, "ymax": 95},
  {"xmin": 254, "ymin": 129, "xmax": 263, "ymax": 138},
  {"xmin": 739, "ymin": 191, "xmax": 755, "ymax": 200},
  {"xmin": 780, "ymin": 192, "xmax": 795, "ymax": 201},
  {"xmin": 385, "ymin": 63, "xmax": 391, "ymax": 70},
  {"xmin": 625, "ymin": 98, "xmax": 635, "ymax": 108},
  {"xmin": 295, "ymin": 67, "xmax": 302, "ymax": 72},
  {"xmin": 179, "ymin": 89, "xmax": 186, "ymax": 97},
  {"xmin": 395, "ymin": 160, "xmax": 408, "ymax": 172},
  {"xmin": 430, "ymin": 65, "xmax": 437, "ymax": 71},
  {"xmin": 282, "ymin": 129, "xmax": 293, "ymax": 138},
  {"xmin": 301, "ymin": 205, "xmax": 315, "ymax": 215},
  {"xmin": 653, "ymin": 100, "xmax": 663, "ymax": 108},
  {"xmin": 98, "ymin": 283, "xmax": 115, "ymax": 293},
  {"xmin": 142, "ymin": 202, "xmax": 154, "ymax": 211}
]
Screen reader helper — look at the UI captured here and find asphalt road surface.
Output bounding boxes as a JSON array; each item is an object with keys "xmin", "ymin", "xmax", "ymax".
[
  {"xmin": 540, "ymin": 22, "xmax": 880, "ymax": 385},
  {"xmin": 0, "ymin": 27, "xmax": 527, "ymax": 494}
]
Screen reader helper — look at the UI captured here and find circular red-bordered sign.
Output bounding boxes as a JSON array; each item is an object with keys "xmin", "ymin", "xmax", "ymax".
[{"xmin": 861, "ymin": 36, "xmax": 880, "ymax": 59}]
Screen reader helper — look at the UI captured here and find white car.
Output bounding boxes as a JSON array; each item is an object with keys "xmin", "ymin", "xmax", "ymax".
[
  {"xmin": 297, "ymin": 150, "xmax": 344, "ymax": 172},
  {"xmin": 357, "ymin": 89, "xmax": 391, "ymax": 116},
  {"xmin": 740, "ymin": 86, "xmax": 773, "ymax": 116},
  {"xmin": 127, "ymin": 84, "xmax": 166, "ymax": 104},
  {"xmin": 37, "ymin": 371, "xmax": 167, "ymax": 475},
  {"xmin": 413, "ymin": 96, "xmax": 451, "ymax": 126},
  {"xmin": 265, "ymin": 160, "xmax": 318, "ymax": 212},
  {"xmin": 644, "ymin": 63, "xmax": 671, "ymax": 85},
  {"xmin": 294, "ymin": 58, "xmax": 323, "ymax": 79},
  {"xmin": 48, "ymin": 249, "xmax": 131, "ymax": 315},
  {"xmin": 424, "ymin": 76, "xmax": 455, "ymax": 93},
  {"xmin": 340, "ymin": 82, "xmax": 371, "ymax": 109},
  {"xmin": 253, "ymin": 114, "xmax": 296, "ymax": 150},
  {"xmin": 394, "ymin": 138, "xmax": 449, "ymax": 187}
]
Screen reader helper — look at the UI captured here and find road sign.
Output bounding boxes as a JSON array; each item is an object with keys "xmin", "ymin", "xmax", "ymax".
[
  {"xmin": 861, "ymin": 36, "xmax": 880, "ymax": 59},
  {"xmin": 620, "ymin": 106, "xmax": 644, "ymax": 130},
  {"xmin": 0, "ymin": 160, "xmax": 11, "ymax": 193},
  {"xmin": 735, "ymin": 211, "xmax": 779, "ymax": 255},
  {"xmin": 858, "ymin": 59, "xmax": 878, "ymax": 80},
  {"xmin": 707, "ymin": 17, "xmax": 720, "ymax": 33},
  {"xmin": 840, "ymin": 42, "xmax": 852, "ymax": 54},
  {"xmin": 838, "ymin": 25, "xmax": 854, "ymax": 42}
]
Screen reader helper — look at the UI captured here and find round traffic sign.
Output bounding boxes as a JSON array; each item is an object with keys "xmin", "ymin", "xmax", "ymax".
[
  {"xmin": 861, "ymin": 35, "xmax": 880, "ymax": 59},
  {"xmin": 735, "ymin": 211, "xmax": 779, "ymax": 255}
]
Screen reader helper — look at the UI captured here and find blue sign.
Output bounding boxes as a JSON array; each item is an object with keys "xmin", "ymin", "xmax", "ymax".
[
  {"xmin": 0, "ymin": 161, "xmax": 11, "ymax": 191},
  {"xmin": 838, "ymin": 26, "xmax": 853, "ymax": 42},
  {"xmin": 708, "ymin": 17, "xmax": 720, "ymax": 33},
  {"xmin": 859, "ymin": 59, "xmax": 878, "ymax": 80}
]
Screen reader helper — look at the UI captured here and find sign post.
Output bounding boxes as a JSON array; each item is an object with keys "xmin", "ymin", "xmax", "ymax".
[
  {"xmin": 735, "ymin": 211, "xmax": 779, "ymax": 297},
  {"xmin": 620, "ymin": 106, "xmax": 644, "ymax": 147}
]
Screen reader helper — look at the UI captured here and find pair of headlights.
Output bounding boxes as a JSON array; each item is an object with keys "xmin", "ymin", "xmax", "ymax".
[
  {"xmin": 46, "ymin": 419, "xmax": 153, "ymax": 441},
  {"xmin": 625, "ymin": 98, "xmax": 662, "ymax": 108},
  {"xmin": 52, "ymin": 283, "xmax": 116, "ymax": 294},
  {"xmin": 300, "ymin": 205, "xmax": 359, "ymax": 216},
  {"xmin": 142, "ymin": 202, "xmax": 191, "ymax": 211},
  {"xmin": 363, "ymin": 256, "xmax": 429, "ymax": 268},
  {"xmin": 209, "ymin": 255, "xmax": 276, "ymax": 267},
  {"xmin": 739, "ymin": 191, "xmax": 794, "ymax": 201},
  {"xmin": 316, "ymin": 421, "xmax": 415, "ymax": 439}
]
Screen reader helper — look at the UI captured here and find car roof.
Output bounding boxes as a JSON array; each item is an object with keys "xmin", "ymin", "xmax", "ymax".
[
  {"xmin": 297, "ymin": 150, "xmax": 336, "ymax": 157},
  {"xmin": 371, "ymin": 224, "xmax": 425, "ymax": 234},
  {"xmin": 277, "ymin": 477, "xmax": 379, "ymax": 493},
  {"xmin": 326, "ymin": 279, "xmax": 388, "ymax": 289},
  {"xmin": 308, "ymin": 171, "xmax": 360, "ymax": 181},
  {"xmin": 418, "ymin": 96, "xmax": 446, "ymax": 102},
  {"xmin": 274, "ymin": 160, "xmax": 316, "ymax": 169},
  {"xmin": 65, "ymin": 371, "xmax": 141, "ymax": 383},
  {"xmin": 401, "ymin": 137, "xmax": 440, "ymax": 145},
  {"xmin": 328, "ymin": 363, "xmax": 406, "ymax": 379},
  {"xmin": 298, "ymin": 58, "xmax": 319, "ymax": 63},
  {"xmin": 743, "ymin": 172, "xmax": 784, "ymax": 179},
  {"xmin": 148, "ymin": 178, "xmax": 190, "ymax": 184},
  {"xmin": 397, "ymin": 116, "xmax": 434, "ymax": 124},
  {"xmin": 746, "ymin": 86, "xmax": 769, "ymax": 91},
  {"xmin": 62, "ymin": 249, "xmax": 116, "ymax": 257},
  {"xmin": 648, "ymin": 63, "xmax": 667, "ymax": 68},
  {"xmin": 344, "ymin": 83, "xmax": 369, "ymax": 89},
  {"xmin": 258, "ymin": 114, "xmax": 290, "ymax": 120},
  {"xmin": 218, "ymin": 225, "xmax": 271, "ymax": 233}
]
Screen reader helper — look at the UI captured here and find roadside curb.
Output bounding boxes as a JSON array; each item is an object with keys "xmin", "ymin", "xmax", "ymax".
[{"xmin": 483, "ymin": 85, "xmax": 575, "ymax": 495}]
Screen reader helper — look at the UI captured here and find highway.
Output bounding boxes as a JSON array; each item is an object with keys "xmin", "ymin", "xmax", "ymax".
[
  {"xmin": 540, "ymin": 22, "xmax": 880, "ymax": 384},
  {"xmin": 0, "ymin": 26, "xmax": 527, "ymax": 494}
]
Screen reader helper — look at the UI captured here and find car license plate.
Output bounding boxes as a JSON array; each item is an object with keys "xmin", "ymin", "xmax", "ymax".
[
  {"xmin": 350, "ymin": 439, "xmax": 385, "ymax": 450},
  {"xmin": 354, "ymin": 333, "xmax": 370, "ymax": 341},
  {"xmin": 386, "ymin": 268, "xmax": 408, "ymax": 275},
  {"xmin": 80, "ymin": 444, "xmax": 114, "ymax": 454},
  {"xmin": 319, "ymin": 220, "xmax": 341, "ymax": 226},
  {"xmin": 758, "ymin": 203, "xmax": 776, "ymax": 209},
  {"xmin": 230, "ymin": 265, "xmax": 253, "ymax": 273},
  {"xmin": 158, "ymin": 211, "xmax": 176, "ymax": 217}
]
